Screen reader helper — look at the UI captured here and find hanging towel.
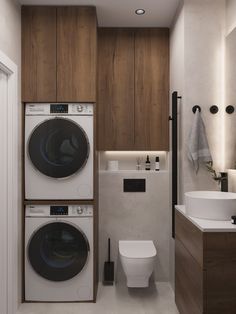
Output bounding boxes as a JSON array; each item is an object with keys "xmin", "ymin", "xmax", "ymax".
[{"xmin": 187, "ymin": 109, "xmax": 212, "ymax": 173}]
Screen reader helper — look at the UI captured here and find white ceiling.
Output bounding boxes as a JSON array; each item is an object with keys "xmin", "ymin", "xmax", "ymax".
[{"xmin": 18, "ymin": 0, "xmax": 181, "ymax": 27}]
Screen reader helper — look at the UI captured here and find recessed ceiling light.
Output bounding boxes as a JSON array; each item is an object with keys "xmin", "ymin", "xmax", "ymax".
[{"xmin": 135, "ymin": 9, "xmax": 145, "ymax": 15}]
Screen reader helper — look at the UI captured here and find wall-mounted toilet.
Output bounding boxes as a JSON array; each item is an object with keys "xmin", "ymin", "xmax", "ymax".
[{"xmin": 119, "ymin": 240, "xmax": 157, "ymax": 288}]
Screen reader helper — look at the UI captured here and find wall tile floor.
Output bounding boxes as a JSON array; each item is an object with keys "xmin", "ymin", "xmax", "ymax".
[{"xmin": 18, "ymin": 282, "xmax": 179, "ymax": 314}]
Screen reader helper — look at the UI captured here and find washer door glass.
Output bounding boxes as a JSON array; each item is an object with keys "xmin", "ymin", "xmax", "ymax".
[
  {"xmin": 28, "ymin": 118, "xmax": 89, "ymax": 178},
  {"xmin": 28, "ymin": 222, "xmax": 89, "ymax": 281}
]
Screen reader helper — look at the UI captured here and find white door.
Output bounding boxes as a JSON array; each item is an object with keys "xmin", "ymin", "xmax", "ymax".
[{"xmin": 0, "ymin": 69, "xmax": 9, "ymax": 314}]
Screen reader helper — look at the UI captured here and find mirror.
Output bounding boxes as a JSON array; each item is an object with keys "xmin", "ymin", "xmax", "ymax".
[{"xmin": 225, "ymin": 26, "xmax": 236, "ymax": 191}]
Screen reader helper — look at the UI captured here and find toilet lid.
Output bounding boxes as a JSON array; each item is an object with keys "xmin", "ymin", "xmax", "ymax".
[{"xmin": 119, "ymin": 241, "xmax": 157, "ymax": 258}]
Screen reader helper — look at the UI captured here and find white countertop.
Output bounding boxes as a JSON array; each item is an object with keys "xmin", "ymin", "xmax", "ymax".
[{"xmin": 176, "ymin": 205, "xmax": 236, "ymax": 232}]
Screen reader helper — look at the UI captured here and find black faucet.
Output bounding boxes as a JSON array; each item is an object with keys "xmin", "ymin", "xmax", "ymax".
[{"xmin": 220, "ymin": 172, "xmax": 228, "ymax": 192}]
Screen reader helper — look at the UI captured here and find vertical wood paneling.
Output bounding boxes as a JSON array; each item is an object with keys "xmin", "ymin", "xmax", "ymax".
[
  {"xmin": 57, "ymin": 7, "xmax": 97, "ymax": 102},
  {"xmin": 22, "ymin": 6, "xmax": 57, "ymax": 102},
  {"xmin": 205, "ymin": 233, "xmax": 236, "ymax": 313},
  {"xmin": 97, "ymin": 28, "xmax": 135, "ymax": 150},
  {"xmin": 175, "ymin": 239, "xmax": 203, "ymax": 314},
  {"xmin": 175, "ymin": 210, "xmax": 204, "ymax": 268},
  {"xmin": 134, "ymin": 29, "xmax": 169, "ymax": 150}
]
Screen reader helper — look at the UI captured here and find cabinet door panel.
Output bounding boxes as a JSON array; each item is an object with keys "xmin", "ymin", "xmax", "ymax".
[
  {"xmin": 22, "ymin": 6, "xmax": 57, "ymax": 102},
  {"xmin": 175, "ymin": 239, "xmax": 203, "ymax": 314},
  {"xmin": 175, "ymin": 210, "xmax": 204, "ymax": 268},
  {"xmin": 57, "ymin": 7, "xmax": 97, "ymax": 102},
  {"xmin": 135, "ymin": 29, "xmax": 169, "ymax": 150},
  {"xmin": 97, "ymin": 29, "xmax": 135, "ymax": 150},
  {"xmin": 205, "ymin": 233, "xmax": 236, "ymax": 313}
]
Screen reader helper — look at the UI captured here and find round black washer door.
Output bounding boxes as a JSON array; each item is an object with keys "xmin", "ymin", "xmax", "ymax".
[
  {"xmin": 28, "ymin": 118, "xmax": 89, "ymax": 178},
  {"xmin": 28, "ymin": 222, "xmax": 89, "ymax": 281}
]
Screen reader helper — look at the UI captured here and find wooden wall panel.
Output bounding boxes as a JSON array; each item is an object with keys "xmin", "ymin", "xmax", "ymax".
[
  {"xmin": 97, "ymin": 28, "xmax": 135, "ymax": 150},
  {"xmin": 134, "ymin": 29, "xmax": 169, "ymax": 150},
  {"xmin": 22, "ymin": 6, "xmax": 57, "ymax": 102},
  {"xmin": 57, "ymin": 7, "xmax": 97, "ymax": 102}
]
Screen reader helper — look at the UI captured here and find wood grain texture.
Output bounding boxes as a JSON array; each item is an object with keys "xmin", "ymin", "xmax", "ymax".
[
  {"xmin": 176, "ymin": 211, "xmax": 236, "ymax": 314},
  {"xmin": 205, "ymin": 233, "xmax": 236, "ymax": 314},
  {"xmin": 175, "ymin": 239, "xmax": 204, "ymax": 314},
  {"xmin": 134, "ymin": 29, "xmax": 169, "ymax": 150},
  {"xmin": 175, "ymin": 210, "xmax": 204, "ymax": 268},
  {"xmin": 24, "ymin": 200, "xmax": 95, "ymax": 205},
  {"xmin": 97, "ymin": 28, "xmax": 135, "ymax": 150},
  {"xmin": 57, "ymin": 7, "xmax": 97, "ymax": 102},
  {"xmin": 22, "ymin": 6, "xmax": 57, "ymax": 102}
]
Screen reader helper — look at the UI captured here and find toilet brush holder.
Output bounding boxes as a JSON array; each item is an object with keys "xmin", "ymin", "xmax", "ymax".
[{"xmin": 103, "ymin": 238, "xmax": 114, "ymax": 285}]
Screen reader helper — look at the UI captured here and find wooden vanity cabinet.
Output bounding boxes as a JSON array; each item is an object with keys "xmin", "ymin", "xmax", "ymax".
[
  {"xmin": 175, "ymin": 209, "xmax": 236, "ymax": 314},
  {"xmin": 97, "ymin": 28, "xmax": 169, "ymax": 151},
  {"xmin": 22, "ymin": 6, "xmax": 97, "ymax": 102}
]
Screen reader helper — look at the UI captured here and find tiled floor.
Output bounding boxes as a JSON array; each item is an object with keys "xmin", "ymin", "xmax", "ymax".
[{"xmin": 17, "ymin": 282, "xmax": 179, "ymax": 314}]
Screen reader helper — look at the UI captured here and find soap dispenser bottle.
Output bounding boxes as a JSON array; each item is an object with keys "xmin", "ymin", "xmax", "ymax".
[
  {"xmin": 155, "ymin": 156, "xmax": 160, "ymax": 171},
  {"xmin": 145, "ymin": 155, "xmax": 151, "ymax": 170}
]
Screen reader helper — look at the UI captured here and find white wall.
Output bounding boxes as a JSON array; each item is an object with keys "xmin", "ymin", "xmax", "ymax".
[
  {"xmin": 169, "ymin": 0, "xmax": 226, "ymax": 289},
  {"xmin": 0, "ymin": 0, "xmax": 21, "ymax": 66},
  {"xmin": 180, "ymin": 0, "xmax": 225, "ymax": 198},
  {"xmin": 0, "ymin": 0, "xmax": 21, "ymax": 307},
  {"xmin": 226, "ymin": 0, "xmax": 236, "ymax": 35},
  {"xmin": 184, "ymin": 0, "xmax": 225, "ymax": 189},
  {"xmin": 171, "ymin": 0, "xmax": 226, "ymax": 203},
  {"xmin": 170, "ymin": 5, "xmax": 184, "ymax": 103},
  {"xmin": 99, "ymin": 171, "xmax": 170, "ymax": 283},
  {"xmin": 169, "ymin": 1, "xmax": 184, "ymax": 290}
]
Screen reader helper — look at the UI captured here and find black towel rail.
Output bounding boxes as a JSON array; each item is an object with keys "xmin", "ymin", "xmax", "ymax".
[{"xmin": 170, "ymin": 91, "xmax": 181, "ymax": 238}]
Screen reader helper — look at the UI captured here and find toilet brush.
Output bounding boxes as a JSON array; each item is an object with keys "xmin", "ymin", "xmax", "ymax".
[{"xmin": 103, "ymin": 238, "xmax": 114, "ymax": 285}]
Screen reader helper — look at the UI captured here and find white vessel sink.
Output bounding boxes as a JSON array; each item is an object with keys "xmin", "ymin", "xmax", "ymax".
[{"xmin": 185, "ymin": 191, "xmax": 236, "ymax": 220}]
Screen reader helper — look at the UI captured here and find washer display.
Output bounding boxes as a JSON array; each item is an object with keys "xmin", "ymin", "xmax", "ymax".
[
  {"xmin": 25, "ymin": 103, "xmax": 93, "ymax": 199},
  {"xmin": 25, "ymin": 205, "xmax": 94, "ymax": 302}
]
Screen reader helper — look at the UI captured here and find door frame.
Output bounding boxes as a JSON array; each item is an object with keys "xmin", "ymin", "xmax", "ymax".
[{"xmin": 0, "ymin": 50, "xmax": 18, "ymax": 314}]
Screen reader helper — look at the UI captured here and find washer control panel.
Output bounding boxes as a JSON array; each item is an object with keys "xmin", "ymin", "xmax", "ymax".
[
  {"xmin": 25, "ymin": 103, "xmax": 93, "ymax": 116},
  {"xmin": 26, "ymin": 205, "xmax": 93, "ymax": 217}
]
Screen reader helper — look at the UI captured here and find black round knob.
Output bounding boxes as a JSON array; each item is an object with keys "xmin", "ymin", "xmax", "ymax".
[
  {"xmin": 192, "ymin": 105, "xmax": 201, "ymax": 113},
  {"xmin": 226, "ymin": 105, "xmax": 235, "ymax": 114},
  {"xmin": 210, "ymin": 105, "xmax": 219, "ymax": 114}
]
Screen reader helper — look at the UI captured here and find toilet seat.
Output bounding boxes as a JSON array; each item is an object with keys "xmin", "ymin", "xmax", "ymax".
[{"xmin": 119, "ymin": 241, "xmax": 157, "ymax": 259}]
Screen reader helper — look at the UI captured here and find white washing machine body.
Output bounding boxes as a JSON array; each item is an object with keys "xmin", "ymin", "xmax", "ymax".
[
  {"xmin": 25, "ymin": 103, "xmax": 93, "ymax": 200},
  {"xmin": 25, "ymin": 205, "xmax": 94, "ymax": 302}
]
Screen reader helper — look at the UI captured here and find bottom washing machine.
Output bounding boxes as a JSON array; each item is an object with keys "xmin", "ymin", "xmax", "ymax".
[{"xmin": 25, "ymin": 204, "xmax": 93, "ymax": 302}]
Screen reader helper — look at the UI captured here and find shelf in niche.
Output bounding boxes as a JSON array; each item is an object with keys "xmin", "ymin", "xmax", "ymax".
[{"xmin": 99, "ymin": 170, "xmax": 168, "ymax": 174}]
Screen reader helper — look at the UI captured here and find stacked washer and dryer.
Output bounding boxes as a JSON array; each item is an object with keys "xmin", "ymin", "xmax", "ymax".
[{"xmin": 24, "ymin": 103, "xmax": 95, "ymax": 302}]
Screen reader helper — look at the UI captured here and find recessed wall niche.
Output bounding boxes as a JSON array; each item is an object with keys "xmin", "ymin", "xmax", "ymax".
[{"xmin": 99, "ymin": 151, "xmax": 168, "ymax": 171}]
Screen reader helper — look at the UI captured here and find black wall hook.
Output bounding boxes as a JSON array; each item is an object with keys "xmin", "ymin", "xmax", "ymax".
[
  {"xmin": 192, "ymin": 105, "xmax": 201, "ymax": 113},
  {"xmin": 210, "ymin": 105, "xmax": 219, "ymax": 114},
  {"xmin": 226, "ymin": 105, "xmax": 235, "ymax": 114}
]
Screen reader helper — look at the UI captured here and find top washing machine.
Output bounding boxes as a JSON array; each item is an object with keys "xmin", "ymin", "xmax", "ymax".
[{"xmin": 25, "ymin": 103, "xmax": 93, "ymax": 200}]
